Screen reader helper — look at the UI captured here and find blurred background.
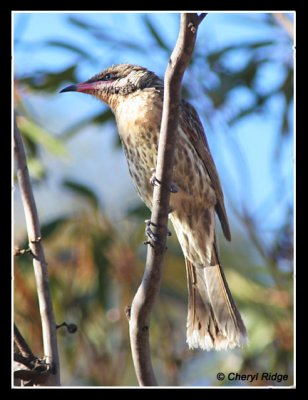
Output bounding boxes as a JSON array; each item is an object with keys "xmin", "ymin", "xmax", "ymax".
[{"xmin": 13, "ymin": 12, "xmax": 294, "ymax": 386}]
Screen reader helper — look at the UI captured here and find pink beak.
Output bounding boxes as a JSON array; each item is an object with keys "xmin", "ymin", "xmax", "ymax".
[{"xmin": 60, "ymin": 82, "xmax": 97, "ymax": 93}]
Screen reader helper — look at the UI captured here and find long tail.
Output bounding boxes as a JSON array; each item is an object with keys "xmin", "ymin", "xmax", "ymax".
[{"xmin": 185, "ymin": 243, "xmax": 247, "ymax": 351}]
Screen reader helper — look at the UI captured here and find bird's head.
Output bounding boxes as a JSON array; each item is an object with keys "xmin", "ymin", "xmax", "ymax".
[{"xmin": 60, "ymin": 64, "xmax": 162, "ymax": 110}]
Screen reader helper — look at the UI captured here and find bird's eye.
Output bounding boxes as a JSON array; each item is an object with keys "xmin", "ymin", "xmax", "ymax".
[{"xmin": 101, "ymin": 73, "xmax": 114, "ymax": 81}]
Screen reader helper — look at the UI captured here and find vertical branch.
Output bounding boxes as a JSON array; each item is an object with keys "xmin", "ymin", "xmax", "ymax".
[
  {"xmin": 129, "ymin": 13, "xmax": 206, "ymax": 386},
  {"xmin": 14, "ymin": 116, "xmax": 61, "ymax": 386}
]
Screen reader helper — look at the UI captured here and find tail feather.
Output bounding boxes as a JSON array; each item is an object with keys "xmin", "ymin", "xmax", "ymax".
[
  {"xmin": 185, "ymin": 247, "xmax": 247, "ymax": 351},
  {"xmin": 186, "ymin": 259, "xmax": 218, "ymax": 350}
]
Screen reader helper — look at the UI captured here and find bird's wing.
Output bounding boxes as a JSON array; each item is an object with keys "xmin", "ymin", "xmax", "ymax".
[{"xmin": 180, "ymin": 100, "xmax": 231, "ymax": 241}]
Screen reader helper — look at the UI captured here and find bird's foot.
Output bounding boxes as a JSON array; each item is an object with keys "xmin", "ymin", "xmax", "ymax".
[
  {"xmin": 144, "ymin": 219, "xmax": 171, "ymax": 245},
  {"xmin": 150, "ymin": 168, "xmax": 179, "ymax": 193},
  {"xmin": 169, "ymin": 182, "xmax": 179, "ymax": 193},
  {"xmin": 149, "ymin": 168, "xmax": 160, "ymax": 187}
]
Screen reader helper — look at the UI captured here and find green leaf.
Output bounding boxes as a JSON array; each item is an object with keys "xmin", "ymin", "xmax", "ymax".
[
  {"xmin": 143, "ymin": 15, "xmax": 170, "ymax": 53},
  {"xmin": 248, "ymin": 40, "xmax": 276, "ymax": 49},
  {"xmin": 46, "ymin": 40, "xmax": 94, "ymax": 60},
  {"xmin": 27, "ymin": 158, "xmax": 46, "ymax": 180},
  {"xmin": 19, "ymin": 65, "xmax": 78, "ymax": 92},
  {"xmin": 127, "ymin": 203, "xmax": 148, "ymax": 220},
  {"xmin": 68, "ymin": 16, "xmax": 146, "ymax": 54},
  {"xmin": 41, "ymin": 216, "xmax": 69, "ymax": 239},
  {"xmin": 281, "ymin": 109, "xmax": 289, "ymax": 136},
  {"xmin": 17, "ymin": 116, "xmax": 67, "ymax": 156},
  {"xmin": 113, "ymin": 132, "xmax": 122, "ymax": 149},
  {"xmin": 91, "ymin": 30, "xmax": 147, "ymax": 53},
  {"xmin": 62, "ymin": 179, "xmax": 100, "ymax": 209},
  {"xmin": 68, "ymin": 16, "xmax": 97, "ymax": 31},
  {"xmin": 227, "ymin": 99, "xmax": 267, "ymax": 124},
  {"xmin": 207, "ymin": 41, "xmax": 275, "ymax": 64},
  {"xmin": 62, "ymin": 109, "xmax": 114, "ymax": 139},
  {"xmin": 22, "ymin": 133, "xmax": 39, "ymax": 158}
]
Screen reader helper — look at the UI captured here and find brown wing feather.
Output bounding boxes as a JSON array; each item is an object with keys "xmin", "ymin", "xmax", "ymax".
[{"xmin": 179, "ymin": 100, "xmax": 231, "ymax": 241}]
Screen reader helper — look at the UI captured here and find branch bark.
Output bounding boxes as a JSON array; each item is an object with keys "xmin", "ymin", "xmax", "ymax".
[
  {"xmin": 129, "ymin": 13, "xmax": 206, "ymax": 386},
  {"xmin": 14, "ymin": 324, "xmax": 36, "ymax": 361},
  {"xmin": 14, "ymin": 116, "xmax": 61, "ymax": 386}
]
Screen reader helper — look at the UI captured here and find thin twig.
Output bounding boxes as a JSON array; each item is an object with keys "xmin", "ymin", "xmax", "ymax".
[
  {"xmin": 14, "ymin": 115, "xmax": 61, "ymax": 386},
  {"xmin": 273, "ymin": 13, "xmax": 294, "ymax": 40},
  {"xmin": 198, "ymin": 13, "xmax": 208, "ymax": 24},
  {"xmin": 129, "ymin": 13, "xmax": 205, "ymax": 387},
  {"xmin": 14, "ymin": 352, "xmax": 34, "ymax": 370}
]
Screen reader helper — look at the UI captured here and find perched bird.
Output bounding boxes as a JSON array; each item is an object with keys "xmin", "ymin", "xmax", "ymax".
[{"xmin": 60, "ymin": 64, "xmax": 247, "ymax": 350}]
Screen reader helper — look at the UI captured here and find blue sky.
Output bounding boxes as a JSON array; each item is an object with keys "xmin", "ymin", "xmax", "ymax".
[{"xmin": 13, "ymin": 12, "xmax": 294, "ymax": 242}]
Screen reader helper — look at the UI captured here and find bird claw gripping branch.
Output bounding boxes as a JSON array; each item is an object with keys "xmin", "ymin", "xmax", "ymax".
[
  {"xmin": 150, "ymin": 168, "xmax": 179, "ymax": 193},
  {"xmin": 144, "ymin": 219, "xmax": 172, "ymax": 246}
]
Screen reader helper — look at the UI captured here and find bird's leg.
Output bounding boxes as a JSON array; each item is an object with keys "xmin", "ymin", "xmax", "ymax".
[
  {"xmin": 144, "ymin": 219, "xmax": 172, "ymax": 245},
  {"xmin": 150, "ymin": 168, "xmax": 179, "ymax": 193}
]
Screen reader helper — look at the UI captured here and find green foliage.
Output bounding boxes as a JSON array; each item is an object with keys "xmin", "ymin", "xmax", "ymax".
[
  {"xmin": 46, "ymin": 40, "xmax": 95, "ymax": 60},
  {"xmin": 19, "ymin": 65, "xmax": 78, "ymax": 92},
  {"xmin": 17, "ymin": 116, "xmax": 67, "ymax": 156},
  {"xmin": 62, "ymin": 179, "xmax": 100, "ymax": 210},
  {"xmin": 62, "ymin": 109, "xmax": 114, "ymax": 139},
  {"xmin": 40, "ymin": 216, "xmax": 69, "ymax": 239},
  {"xmin": 143, "ymin": 15, "xmax": 171, "ymax": 53},
  {"xmin": 190, "ymin": 32, "xmax": 293, "ymax": 143},
  {"xmin": 68, "ymin": 15, "xmax": 147, "ymax": 53}
]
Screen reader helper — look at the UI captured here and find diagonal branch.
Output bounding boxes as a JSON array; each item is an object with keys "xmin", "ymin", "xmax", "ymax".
[
  {"xmin": 14, "ymin": 116, "xmax": 61, "ymax": 386},
  {"xmin": 272, "ymin": 12, "xmax": 294, "ymax": 40},
  {"xmin": 198, "ymin": 13, "xmax": 208, "ymax": 24},
  {"xmin": 129, "ymin": 13, "xmax": 206, "ymax": 387},
  {"xmin": 14, "ymin": 323, "xmax": 36, "ymax": 361}
]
